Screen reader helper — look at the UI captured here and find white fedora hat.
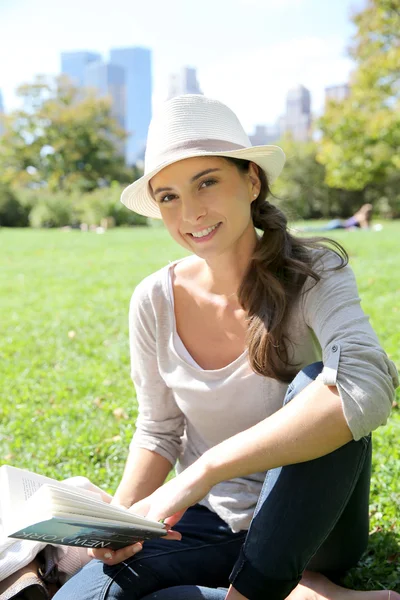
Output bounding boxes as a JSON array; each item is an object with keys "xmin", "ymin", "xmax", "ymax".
[{"xmin": 121, "ymin": 94, "xmax": 286, "ymax": 219}]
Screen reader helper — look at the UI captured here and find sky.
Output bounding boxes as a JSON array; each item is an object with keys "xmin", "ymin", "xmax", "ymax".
[{"xmin": 0, "ymin": 0, "xmax": 365, "ymax": 133}]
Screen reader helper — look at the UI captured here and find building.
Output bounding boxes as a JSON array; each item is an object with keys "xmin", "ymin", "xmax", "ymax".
[
  {"xmin": 61, "ymin": 51, "xmax": 102, "ymax": 87},
  {"xmin": 249, "ymin": 123, "xmax": 281, "ymax": 146},
  {"xmin": 0, "ymin": 90, "xmax": 5, "ymax": 136},
  {"xmin": 284, "ymin": 84, "xmax": 312, "ymax": 142},
  {"xmin": 110, "ymin": 47, "xmax": 152, "ymax": 165},
  {"xmin": 325, "ymin": 83, "xmax": 350, "ymax": 104},
  {"xmin": 168, "ymin": 66, "xmax": 202, "ymax": 99},
  {"xmin": 84, "ymin": 61, "xmax": 126, "ymax": 158},
  {"xmin": 277, "ymin": 115, "xmax": 287, "ymax": 139},
  {"xmin": 84, "ymin": 60, "xmax": 126, "ymax": 129}
]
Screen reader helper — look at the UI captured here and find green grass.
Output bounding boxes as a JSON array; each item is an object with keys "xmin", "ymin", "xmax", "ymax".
[{"xmin": 0, "ymin": 223, "xmax": 399, "ymax": 591}]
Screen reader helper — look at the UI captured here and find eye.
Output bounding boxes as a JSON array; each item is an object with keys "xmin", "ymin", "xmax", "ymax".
[
  {"xmin": 199, "ymin": 178, "xmax": 217, "ymax": 189},
  {"xmin": 158, "ymin": 193, "xmax": 177, "ymax": 204}
]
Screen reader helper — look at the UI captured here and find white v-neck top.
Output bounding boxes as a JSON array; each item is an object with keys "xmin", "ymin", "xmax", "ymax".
[
  {"xmin": 128, "ymin": 251, "xmax": 398, "ymax": 532},
  {"xmin": 167, "ymin": 266, "xmax": 202, "ymax": 369}
]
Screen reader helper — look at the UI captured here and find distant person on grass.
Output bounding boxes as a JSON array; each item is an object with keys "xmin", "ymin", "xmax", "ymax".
[
  {"xmin": 54, "ymin": 96, "xmax": 399, "ymax": 600},
  {"xmin": 301, "ymin": 204, "xmax": 374, "ymax": 232}
]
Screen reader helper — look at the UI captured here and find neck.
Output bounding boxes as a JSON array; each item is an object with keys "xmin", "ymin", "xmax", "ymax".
[{"xmin": 200, "ymin": 225, "xmax": 259, "ymax": 298}]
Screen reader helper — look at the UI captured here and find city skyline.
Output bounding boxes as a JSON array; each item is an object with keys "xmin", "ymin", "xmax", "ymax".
[
  {"xmin": 0, "ymin": 49, "xmax": 347, "ymax": 152},
  {"xmin": 0, "ymin": 0, "xmax": 364, "ymax": 133},
  {"xmin": 57, "ymin": 55, "xmax": 341, "ymax": 145},
  {"xmin": 0, "ymin": 46, "xmax": 353, "ymax": 135},
  {"xmin": 0, "ymin": 39, "xmax": 348, "ymax": 152}
]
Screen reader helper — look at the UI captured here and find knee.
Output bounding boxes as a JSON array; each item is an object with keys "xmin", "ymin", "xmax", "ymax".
[
  {"xmin": 53, "ymin": 560, "xmax": 117, "ymax": 600},
  {"xmin": 283, "ymin": 362, "xmax": 323, "ymax": 406},
  {"xmin": 300, "ymin": 362, "xmax": 324, "ymax": 381}
]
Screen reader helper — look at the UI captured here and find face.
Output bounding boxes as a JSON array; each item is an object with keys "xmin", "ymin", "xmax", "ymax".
[{"xmin": 149, "ymin": 156, "xmax": 261, "ymax": 259}]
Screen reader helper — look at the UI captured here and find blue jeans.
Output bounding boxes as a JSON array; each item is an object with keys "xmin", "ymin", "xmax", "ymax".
[
  {"xmin": 53, "ymin": 363, "xmax": 372, "ymax": 600},
  {"xmin": 302, "ymin": 220, "xmax": 347, "ymax": 232}
]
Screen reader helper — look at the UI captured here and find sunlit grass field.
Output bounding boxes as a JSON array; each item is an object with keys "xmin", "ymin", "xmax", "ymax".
[{"xmin": 0, "ymin": 223, "xmax": 399, "ymax": 591}]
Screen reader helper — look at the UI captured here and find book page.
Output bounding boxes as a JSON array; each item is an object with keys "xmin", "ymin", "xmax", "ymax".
[
  {"xmin": 26, "ymin": 485, "xmax": 164, "ymax": 530},
  {"xmin": 0, "ymin": 466, "xmax": 103, "ymax": 527},
  {"xmin": 51, "ymin": 512, "xmax": 166, "ymax": 533},
  {"xmin": 0, "ymin": 465, "xmax": 57, "ymax": 522}
]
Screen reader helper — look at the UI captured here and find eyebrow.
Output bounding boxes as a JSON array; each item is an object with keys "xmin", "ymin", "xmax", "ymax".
[{"xmin": 152, "ymin": 168, "xmax": 222, "ymax": 196}]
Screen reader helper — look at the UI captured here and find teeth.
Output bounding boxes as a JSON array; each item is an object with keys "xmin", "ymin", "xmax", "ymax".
[{"xmin": 191, "ymin": 224, "xmax": 219, "ymax": 238}]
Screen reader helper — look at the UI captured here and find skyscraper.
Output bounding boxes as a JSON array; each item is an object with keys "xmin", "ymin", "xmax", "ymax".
[
  {"xmin": 249, "ymin": 124, "xmax": 281, "ymax": 146},
  {"xmin": 110, "ymin": 47, "xmax": 152, "ymax": 165},
  {"xmin": 61, "ymin": 51, "xmax": 102, "ymax": 87},
  {"xmin": 284, "ymin": 84, "xmax": 312, "ymax": 142},
  {"xmin": 168, "ymin": 67, "xmax": 202, "ymax": 99},
  {"xmin": 84, "ymin": 61, "xmax": 126, "ymax": 129},
  {"xmin": 325, "ymin": 83, "xmax": 350, "ymax": 104}
]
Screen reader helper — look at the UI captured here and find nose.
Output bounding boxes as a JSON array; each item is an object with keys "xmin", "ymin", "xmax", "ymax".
[{"xmin": 181, "ymin": 195, "xmax": 207, "ymax": 224}]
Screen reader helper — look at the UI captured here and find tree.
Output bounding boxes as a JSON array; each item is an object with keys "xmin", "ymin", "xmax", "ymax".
[
  {"xmin": 0, "ymin": 182, "xmax": 29, "ymax": 227},
  {"xmin": 271, "ymin": 137, "xmax": 364, "ymax": 220},
  {"xmin": 317, "ymin": 0, "xmax": 400, "ymax": 194},
  {"xmin": 0, "ymin": 75, "xmax": 137, "ymax": 193}
]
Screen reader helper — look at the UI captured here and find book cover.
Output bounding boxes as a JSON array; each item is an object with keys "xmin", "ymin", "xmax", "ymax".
[{"xmin": 9, "ymin": 517, "xmax": 166, "ymax": 550}]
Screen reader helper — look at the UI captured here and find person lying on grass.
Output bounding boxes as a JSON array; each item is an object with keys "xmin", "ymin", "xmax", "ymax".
[{"xmin": 300, "ymin": 204, "xmax": 373, "ymax": 232}]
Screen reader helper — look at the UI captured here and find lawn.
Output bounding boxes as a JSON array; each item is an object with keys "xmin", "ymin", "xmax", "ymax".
[{"xmin": 0, "ymin": 223, "xmax": 399, "ymax": 591}]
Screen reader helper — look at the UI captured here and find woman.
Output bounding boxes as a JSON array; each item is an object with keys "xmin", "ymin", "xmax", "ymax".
[
  {"xmin": 53, "ymin": 95, "xmax": 399, "ymax": 600},
  {"xmin": 302, "ymin": 204, "xmax": 374, "ymax": 232}
]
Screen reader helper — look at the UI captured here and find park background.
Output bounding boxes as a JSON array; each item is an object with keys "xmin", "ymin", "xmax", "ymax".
[{"xmin": 0, "ymin": 0, "xmax": 399, "ymax": 592}]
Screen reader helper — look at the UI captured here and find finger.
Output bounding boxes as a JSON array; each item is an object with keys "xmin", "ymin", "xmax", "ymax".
[
  {"xmin": 129, "ymin": 498, "xmax": 151, "ymax": 516},
  {"xmin": 162, "ymin": 529, "xmax": 182, "ymax": 541},
  {"xmin": 146, "ymin": 507, "xmax": 187, "ymax": 526},
  {"xmin": 88, "ymin": 542, "xmax": 143, "ymax": 565},
  {"xmin": 163, "ymin": 509, "xmax": 187, "ymax": 528}
]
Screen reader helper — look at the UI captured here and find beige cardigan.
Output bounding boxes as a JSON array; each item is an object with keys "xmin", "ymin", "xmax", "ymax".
[{"xmin": 128, "ymin": 250, "xmax": 398, "ymax": 531}]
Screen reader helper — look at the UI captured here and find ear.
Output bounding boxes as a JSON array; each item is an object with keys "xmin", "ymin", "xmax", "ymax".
[{"xmin": 248, "ymin": 162, "xmax": 261, "ymax": 200}]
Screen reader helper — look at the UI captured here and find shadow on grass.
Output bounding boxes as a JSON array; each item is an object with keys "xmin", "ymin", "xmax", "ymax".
[{"xmin": 342, "ymin": 529, "xmax": 399, "ymax": 592}]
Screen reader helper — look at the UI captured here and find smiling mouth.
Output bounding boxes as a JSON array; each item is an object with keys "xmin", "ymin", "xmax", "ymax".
[{"xmin": 188, "ymin": 223, "xmax": 221, "ymax": 238}]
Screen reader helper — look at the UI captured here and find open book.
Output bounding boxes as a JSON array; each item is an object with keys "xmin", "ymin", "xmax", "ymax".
[{"xmin": 0, "ymin": 465, "xmax": 167, "ymax": 550}]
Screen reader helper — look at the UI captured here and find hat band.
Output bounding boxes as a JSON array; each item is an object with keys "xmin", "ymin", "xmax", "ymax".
[{"xmin": 145, "ymin": 138, "xmax": 248, "ymax": 173}]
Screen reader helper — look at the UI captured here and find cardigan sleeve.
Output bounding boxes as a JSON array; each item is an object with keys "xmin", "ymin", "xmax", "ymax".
[
  {"xmin": 128, "ymin": 278, "xmax": 185, "ymax": 466},
  {"xmin": 301, "ymin": 250, "xmax": 399, "ymax": 441}
]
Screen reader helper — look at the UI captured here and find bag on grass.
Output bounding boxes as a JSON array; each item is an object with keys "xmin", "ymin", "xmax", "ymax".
[{"xmin": 0, "ymin": 550, "xmax": 60, "ymax": 600}]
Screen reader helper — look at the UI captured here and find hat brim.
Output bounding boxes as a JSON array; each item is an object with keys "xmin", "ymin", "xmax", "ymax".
[{"xmin": 120, "ymin": 145, "xmax": 286, "ymax": 219}]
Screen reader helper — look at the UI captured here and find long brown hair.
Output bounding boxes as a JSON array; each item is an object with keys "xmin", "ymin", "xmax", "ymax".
[{"xmin": 225, "ymin": 157, "xmax": 348, "ymax": 383}]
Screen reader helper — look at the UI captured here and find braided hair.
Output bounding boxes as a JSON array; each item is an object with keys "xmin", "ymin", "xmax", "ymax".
[{"xmin": 224, "ymin": 157, "xmax": 348, "ymax": 382}]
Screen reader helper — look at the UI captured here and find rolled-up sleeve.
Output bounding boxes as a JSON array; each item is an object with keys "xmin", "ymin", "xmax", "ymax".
[
  {"xmin": 301, "ymin": 251, "xmax": 399, "ymax": 441},
  {"xmin": 128, "ymin": 281, "xmax": 185, "ymax": 466}
]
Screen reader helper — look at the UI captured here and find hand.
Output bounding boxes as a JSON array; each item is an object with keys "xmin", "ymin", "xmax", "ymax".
[
  {"xmin": 87, "ymin": 500, "xmax": 182, "ymax": 566},
  {"xmin": 130, "ymin": 459, "xmax": 214, "ymax": 529},
  {"xmin": 87, "ymin": 541, "xmax": 144, "ymax": 565}
]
